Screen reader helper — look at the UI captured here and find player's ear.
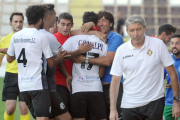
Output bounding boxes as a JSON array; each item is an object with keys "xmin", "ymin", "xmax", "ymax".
[
  {"xmin": 9, "ymin": 22, "xmax": 12, "ymax": 26},
  {"xmin": 162, "ymin": 32, "xmax": 166, "ymax": 37}
]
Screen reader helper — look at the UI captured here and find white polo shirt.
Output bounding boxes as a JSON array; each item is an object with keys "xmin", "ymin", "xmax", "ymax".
[{"xmin": 110, "ymin": 35, "xmax": 174, "ymax": 108}]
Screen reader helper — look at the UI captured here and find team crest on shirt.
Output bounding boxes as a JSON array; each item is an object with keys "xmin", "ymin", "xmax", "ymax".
[
  {"xmin": 147, "ymin": 49, "xmax": 153, "ymax": 56},
  {"xmin": 60, "ymin": 102, "xmax": 65, "ymax": 109}
]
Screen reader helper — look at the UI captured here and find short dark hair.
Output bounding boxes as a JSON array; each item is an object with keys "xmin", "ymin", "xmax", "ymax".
[
  {"xmin": 97, "ymin": 10, "xmax": 114, "ymax": 30},
  {"xmin": 171, "ymin": 34, "xmax": 180, "ymax": 39},
  {"xmin": 25, "ymin": 5, "xmax": 45, "ymax": 25},
  {"xmin": 42, "ymin": 4, "xmax": 55, "ymax": 16},
  {"xmin": 158, "ymin": 24, "xmax": 176, "ymax": 36},
  {"xmin": 58, "ymin": 12, "xmax": 73, "ymax": 23},
  {"xmin": 83, "ymin": 11, "xmax": 98, "ymax": 25},
  {"xmin": 10, "ymin": 12, "xmax": 24, "ymax": 22}
]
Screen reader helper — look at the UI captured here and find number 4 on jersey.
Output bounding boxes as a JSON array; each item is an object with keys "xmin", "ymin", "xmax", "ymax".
[{"xmin": 17, "ymin": 48, "xmax": 27, "ymax": 67}]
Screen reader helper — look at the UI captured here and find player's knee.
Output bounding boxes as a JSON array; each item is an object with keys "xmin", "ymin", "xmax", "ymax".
[
  {"xmin": 6, "ymin": 107, "xmax": 15, "ymax": 115},
  {"xmin": 66, "ymin": 114, "xmax": 72, "ymax": 120},
  {"xmin": 19, "ymin": 102, "xmax": 29, "ymax": 115},
  {"xmin": 19, "ymin": 106, "xmax": 29, "ymax": 115},
  {"xmin": 58, "ymin": 112, "xmax": 72, "ymax": 120}
]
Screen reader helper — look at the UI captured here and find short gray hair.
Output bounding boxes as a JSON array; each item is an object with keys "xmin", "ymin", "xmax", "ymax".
[{"xmin": 125, "ymin": 14, "xmax": 146, "ymax": 29}]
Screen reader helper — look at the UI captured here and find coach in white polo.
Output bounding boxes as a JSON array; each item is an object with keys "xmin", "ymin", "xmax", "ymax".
[{"xmin": 109, "ymin": 15, "xmax": 180, "ymax": 120}]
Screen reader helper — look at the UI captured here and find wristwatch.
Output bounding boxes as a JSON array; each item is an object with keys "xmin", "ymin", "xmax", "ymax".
[
  {"xmin": 85, "ymin": 57, "xmax": 89, "ymax": 64},
  {"xmin": 173, "ymin": 96, "xmax": 180, "ymax": 102}
]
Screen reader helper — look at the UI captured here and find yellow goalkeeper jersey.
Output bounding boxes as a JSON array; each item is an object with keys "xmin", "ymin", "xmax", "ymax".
[{"xmin": 0, "ymin": 33, "xmax": 18, "ymax": 73}]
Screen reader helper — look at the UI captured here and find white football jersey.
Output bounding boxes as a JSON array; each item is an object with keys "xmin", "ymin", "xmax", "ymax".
[
  {"xmin": 39, "ymin": 29, "xmax": 61, "ymax": 56},
  {"xmin": 63, "ymin": 35, "xmax": 108, "ymax": 94},
  {"xmin": 39, "ymin": 29, "xmax": 61, "ymax": 73},
  {"xmin": 39, "ymin": 29, "xmax": 61, "ymax": 92},
  {"xmin": 7, "ymin": 28, "xmax": 53, "ymax": 92}
]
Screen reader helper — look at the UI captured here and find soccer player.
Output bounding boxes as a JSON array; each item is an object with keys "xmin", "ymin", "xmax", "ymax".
[
  {"xmin": 0, "ymin": 12, "xmax": 30, "ymax": 120},
  {"xmin": 7, "ymin": 5, "xmax": 65, "ymax": 120},
  {"xmin": 72, "ymin": 11, "xmax": 124, "ymax": 120},
  {"xmin": 53, "ymin": 13, "xmax": 73, "ymax": 111},
  {"xmin": 163, "ymin": 34, "xmax": 180, "ymax": 120},
  {"xmin": 54, "ymin": 12, "xmax": 93, "ymax": 113},
  {"xmin": 109, "ymin": 15, "xmax": 180, "ymax": 120},
  {"xmin": 63, "ymin": 11, "xmax": 108, "ymax": 120},
  {"xmin": 40, "ymin": 4, "xmax": 71, "ymax": 120},
  {"xmin": 49, "ymin": 16, "xmax": 58, "ymax": 34},
  {"xmin": 155, "ymin": 24, "xmax": 176, "ymax": 44}
]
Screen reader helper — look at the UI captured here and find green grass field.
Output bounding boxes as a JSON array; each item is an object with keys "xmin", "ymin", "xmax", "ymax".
[{"xmin": 0, "ymin": 77, "xmax": 34, "ymax": 120}]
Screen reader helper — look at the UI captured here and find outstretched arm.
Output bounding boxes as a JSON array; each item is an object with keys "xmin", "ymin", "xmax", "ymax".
[
  {"xmin": 70, "ymin": 22, "xmax": 107, "ymax": 42},
  {"xmin": 47, "ymin": 48, "xmax": 70, "ymax": 68},
  {"xmin": 65, "ymin": 42, "xmax": 94, "ymax": 59},
  {"xmin": 73, "ymin": 51, "xmax": 115, "ymax": 66}
]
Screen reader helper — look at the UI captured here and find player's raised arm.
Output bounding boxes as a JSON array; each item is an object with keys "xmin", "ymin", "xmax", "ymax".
[
  {"xmin": 63, "ymin": 38, "xmax": 94, "ymax": 59},
  {"xmin": 70, "ymin": 22, "xmax": 107, "ymax": 42},
  {"xmin": 46, "ymin": 48, "xmax": 70, "ymax": 68}
]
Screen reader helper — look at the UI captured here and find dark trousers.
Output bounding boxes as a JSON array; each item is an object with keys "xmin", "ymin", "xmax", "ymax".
[
  {"xmin": 122, "ymin": 97, "xmax": 165, "ymax": 120},
  {"xmin": 103, "ymin": 82, "xmax": 123, "ymax": 120}
]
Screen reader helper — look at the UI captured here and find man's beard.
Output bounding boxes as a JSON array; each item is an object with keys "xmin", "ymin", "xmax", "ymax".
[{"xmin": 171, "ymin": 48, "xmax": 180, "ymax": 56}]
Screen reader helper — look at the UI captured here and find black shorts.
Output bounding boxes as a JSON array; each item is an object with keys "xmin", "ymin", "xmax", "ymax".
[
  {"xmin": 70, "ymin": 92, "xmax": 107, "ymax": 120},
  {"xmin": 21, "ymin": 89, "xmax": 51, "ymax": 117},
  {"xmin": 122, "ymin": 97, "xmax": 165, "ymax": 120},
  {"xmin": 103, "ymin": 83, "xmax": 123, "ymax": 120},
  {"xmin": 28, "ymin": 91, "xmax": 68, "ymax": 119},
  {"xmin": 56, "ymin": 85, "xmax": 70, "ymax": 110},
  {"xmin": 2, "ymin": 72, "xmax": 24, "ymax": 101},
  {"xmin": 49, "ymin": 92, "xmax": 68, "ymax": 118}
]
